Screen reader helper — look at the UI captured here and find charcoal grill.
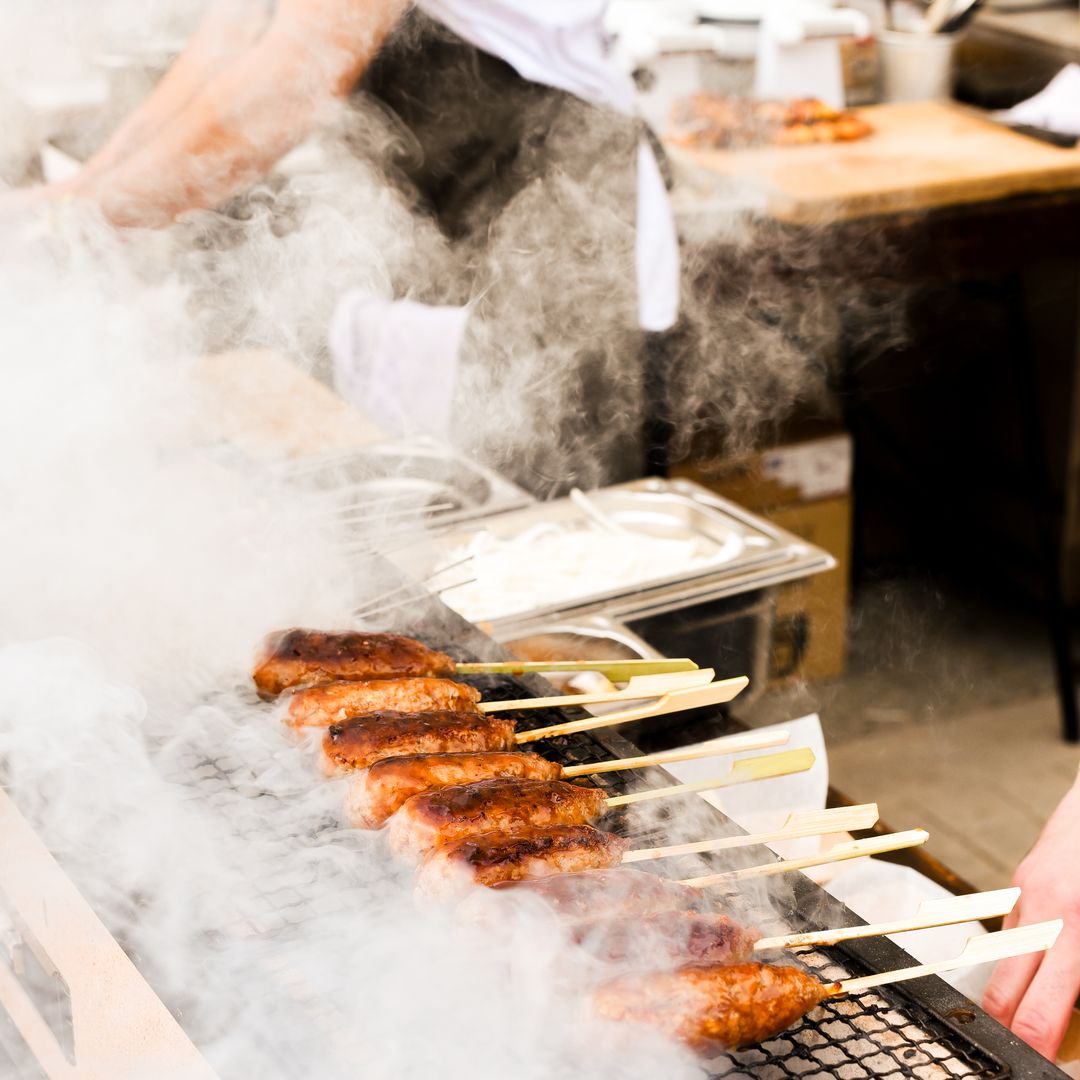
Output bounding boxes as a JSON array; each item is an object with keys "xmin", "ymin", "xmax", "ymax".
[
  {"xmin": 0, "ymin": 600, "xmax": 1067, "ymax": 1080},
  {"xmin": 430, "ymin": 615, "xmax": 1066, "ymax": 1080}
]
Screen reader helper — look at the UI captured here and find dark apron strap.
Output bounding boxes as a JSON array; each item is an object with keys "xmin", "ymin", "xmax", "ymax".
[{"xmin": 356, "ymin": 11, "xmax": 639, "ymax": 244}]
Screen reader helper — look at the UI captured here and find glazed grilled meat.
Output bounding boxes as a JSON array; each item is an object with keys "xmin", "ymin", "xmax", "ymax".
[
  {"xmin": 321, "ymin": 711, "xmax": 516, "ymax": 774},
  {"xmin": 593, "ymin": 962, "xmax": 831, "ymax": 1051},
  {"xmin": 347, "ymin": 751, "xmax": 563, "ymax": 829},
  {"xmin": 572, "ymin": 912, "xmax": 760, "ymax": 966},
  {"xmin": 388, "ymin": 778, "xmax": 608, "ymax": 858},
  {"xmin": 253, "ymin": 629, "xmax": 454, "ymax": 698},
  {"xmin": 486, "ymin": 868, "xmax": 703, "ymax": 919},
  {"xmin": 286, "ymin": 678, "xmax": 481, "ymax": 729},
  {"xmin": 417, "ymin": 825, "xmax": 630, "ymax": 898}
]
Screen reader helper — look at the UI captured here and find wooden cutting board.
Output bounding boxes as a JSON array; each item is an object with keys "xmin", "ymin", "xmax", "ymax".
[{"xmin": 671, "ymin": 101, "xmax": 1080, "ymax": 225}]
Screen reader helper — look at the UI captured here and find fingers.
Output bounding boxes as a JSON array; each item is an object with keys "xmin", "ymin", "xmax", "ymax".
[
  {"xmin": 1006, "ymin": 926, "xmax": 1080, "ymax": 1061},
  {"xmin": 983, "ymin": 948, "xmax": 1044, "ymax": 1028}
]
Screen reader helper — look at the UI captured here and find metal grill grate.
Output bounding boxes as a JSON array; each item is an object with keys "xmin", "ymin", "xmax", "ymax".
[
  {"xmin": 459, "ymin": 669, "xmax": 1010, "ymax": 1080},
  {"xmin": 142, "ymin": 627, "xmax": 1062, "ymax": 1079}
]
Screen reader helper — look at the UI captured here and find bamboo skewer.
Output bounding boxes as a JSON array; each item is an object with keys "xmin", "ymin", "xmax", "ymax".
[
  {"xmin": 832, "ymin": 921, "xmax": 1063, "ymax": 996},
  {"xmin": 608, "ymin": 749, "xmax": 815, "ymax": 812},
  {"xmin": 514, "ymin": 678, "xmax": 750, "ymax": 743},
  {"xmin": 456, "ymin": 658, "xmax": 702, "ymax": 680},
  {"xmin": 478, "ymin": 669, "xmax": 718, "ymax": 713},
  {"xmin": 755, "ymin": 887, "xmax": 1022, "ymax": 952},
  {"xmin": 681, "ymin": 830, "xmax": 930, "ymax": 887},
  {"xmin": 623, "ymin": 803, "xmax": 879, "ymax": 863},
  {"xmin": 562, "ymin": 729, "xmax": 791, "ymax": 778}
]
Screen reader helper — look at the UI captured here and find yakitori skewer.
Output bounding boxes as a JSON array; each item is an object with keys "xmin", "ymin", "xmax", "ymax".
[
  {"xmin": 463, "ymin": 819, "xmax": 917, "ymax": 915},
  {"xmin": 572, "ymin": 887, "xmax": 1023, "ymax": 968},
  {"xmin": 348, "ymin": 729, "xmax": 791, "ymax": 828},
  {"xmin": 475, "ymin": 669, "xmax": 719, "ymax": 713},
  {"xmin": 450, "ymin": 829, "xmax": 928, "ymax": 906},
  {"xmin": 419, "ymin": 800, "xmax": 927, "ymax": 902},
  {"xmin": 388, "ymin": 749, "xmax": 815, "ymax": 857},
  {"xmin": 286, "ymin": 669, "xmax": 718, "ymax": 729},
  {"xmin": 253, "ymin": 627, "xmax": 700, "ymax": 698},
  {"xmin": 321, "ymin": 681, "xmax": 751, "ymax": 773},
  {"xmin": 680, "ymin": 830, "xmax": 931, "ymax": 888},
  {"xmin": 622, "ymin": 803, "xmax": 879, "ymax": 863},
  {"xmin": 593, "ymin": 921, "xmax": 1062, "ymax": 1051},
  {"xmin": 755, "ymin": 886, "xmax": 1021, "ymax": 951},
  {"xmin": 511, "ymin": 678, "xmax": 750, "ymax": 743},
  {"xmin": 286, "ymin": 677, "xmax": 484, "ymax": 729}
]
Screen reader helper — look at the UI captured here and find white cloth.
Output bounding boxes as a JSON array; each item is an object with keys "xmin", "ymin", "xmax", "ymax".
[
  {"xmin": 418, "ymin": 0, "xmax": 680, "ymax": 331},
  {"xmin": 999, "ymin": 63, "xmax": 1080, "ymax": 138},
  {"xmin": 330, "ymin": 290, "xmax": 471, "ymax": 440}
]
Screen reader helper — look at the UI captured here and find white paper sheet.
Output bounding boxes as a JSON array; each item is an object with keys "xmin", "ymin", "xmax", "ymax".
[
  {"xmin": 824, "ymin": 859, "xmax": 991, "ymax": 998},
  {"xmin": 999, "ymin": 63, "xmax": 1080, "ymax": 138},
  {"xmin": 663, "ymin": 714, "xmax": 830, "ymax": 858}
]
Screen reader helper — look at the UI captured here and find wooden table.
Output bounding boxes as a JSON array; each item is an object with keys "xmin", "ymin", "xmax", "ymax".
[{"xmin": 674, "ymin": 100, "xmax": 1080, "ymax": 224}]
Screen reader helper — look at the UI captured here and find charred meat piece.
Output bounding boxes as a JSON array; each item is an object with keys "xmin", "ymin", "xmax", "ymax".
[
  {"xmin": 321, "ymin": 711, "xmax": 516, "ymax": 774},
  {"xmin": 594, "ymin": 962, "xmax": 831, "ymax": 1051},
  {"xmin": 253, "ymin": 629, "xmax": 454, "ymax": 698},
  {"xmin": 572, "ymin": 912, "xmax": 760, "ymax": 966},
  {"xmin": 486, "ymin": 868, "xmax": 703, "ymax": 919},
  {"xmin": 388, "ymin": 778, "xmax": 608, "ymax": 857},
  {"xmin": 417, "ymin": 825, "xmax": 630, "ymax": 898},
  {"xmin": 347, "ymin": 751, "xmax": 563, "ymax": 829},
  {"xmin": 286, "ymin": 677, "xmax": 481, "ymax": 729}
]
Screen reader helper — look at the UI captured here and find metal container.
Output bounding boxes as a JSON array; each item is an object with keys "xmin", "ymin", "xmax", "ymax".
[
  {"xmin": 388, "ymin": 477, "xmax": 833, "ymax": 636},
  {"xmin": 499, "ymin": 614, "xmax": 664, "ymax": 665},
  {"xmin": 276, "ymin": 437, "xmax": 534, "ymax": 531}
]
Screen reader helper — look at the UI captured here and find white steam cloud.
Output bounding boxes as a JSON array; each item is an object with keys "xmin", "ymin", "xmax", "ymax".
[{"xmin": 0, "ymin": 6, "xmax": 867, "ymax": 1076}]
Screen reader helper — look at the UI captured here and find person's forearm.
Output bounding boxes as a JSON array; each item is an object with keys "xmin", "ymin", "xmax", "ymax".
[
  {"xmin": 74, "ymin": 1, "xmax": 272, "ymax": 187},
  {"xmin": 73, "ymin": 0, "xmax": 405, "ymax": 227}
]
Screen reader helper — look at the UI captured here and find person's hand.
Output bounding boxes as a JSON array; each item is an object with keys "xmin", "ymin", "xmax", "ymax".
[{"xmin": 983, "ymin": 773, "xmax": 1080, "ymax": 1060}]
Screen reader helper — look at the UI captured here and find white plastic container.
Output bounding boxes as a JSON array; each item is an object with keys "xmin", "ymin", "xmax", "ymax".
[{"xmin": 878, "ymin": 29, "xmax": 958, "ymax": 102}]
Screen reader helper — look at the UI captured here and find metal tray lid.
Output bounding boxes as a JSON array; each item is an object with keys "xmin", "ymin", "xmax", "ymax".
[
  {"xmin": 389, "ymin": 477, "xmax": 835, "ymax": 633},
  {"xmin": 269, "ymin": 436, "xmax": 534, "ymax": 529}
]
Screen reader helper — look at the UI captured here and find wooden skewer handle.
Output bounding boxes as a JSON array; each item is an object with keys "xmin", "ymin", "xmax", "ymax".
[
  {"xmin": 455, "ymin": 659, "xmax": 699, "ymax": 679},
  {"xmin": 682, "ymin": 829, "xmax": 929, "ymax": 887},
  {"xmin": 514, "ymin": 676, "xmax": 750, "ymax": 743},
  {"xmin": 835, "ymin": 921, "xmax": 1063, "ymax": 996},
  {"xmin": 624, "ymin": 802, "xmax": 879, "ymax": 864},
  {"xmin": 478, "ymin": 669, "xmax": 716, "ymax": 713},
  {"xmin": 610, "ymin": 748, "xmax": 815, "ymax": 812},
  {"xmin": 756, "ymin": 887, "xmax": 1022, "ymax": 951},
  {"xmin": 562, "ymin": 729, "xmax": 790, "ymax": 778}
]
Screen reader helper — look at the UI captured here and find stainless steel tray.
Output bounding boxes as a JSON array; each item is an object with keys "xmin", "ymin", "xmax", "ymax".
[
  {"xmin": 276, "ymin": 437, "xmax": 533, "ymax": 529},
  {"xmin": 391, "ymin": 477, "xmax": 834, "ymax": 633},
  {"xmin": 497, "ymin": 614, "xmax": 664, "ymax": 662}
]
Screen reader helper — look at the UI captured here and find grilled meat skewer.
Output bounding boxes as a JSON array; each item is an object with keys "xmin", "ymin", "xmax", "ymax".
[
  {"xmin": 573, "ymin": 912, "xmax": 761, "ymax": 966},
  {"xmin": 348, "ymin": 751, "xmax": 564, "ymax": 828},
  {"xmin": 254, "ymin": 629, "xmax": 454, "ymax": 698},
  {"xmin": 388, "ymin": 778, "xmax": 609, "ymax": 858},
  {"xmin": 417, "ymin": 825, "xmax": 630, "ymax": 899},
  {"xmin": 485, "ymin": 868, "xmax": 704, "ymax": 919},
  {"xmin": 286, "ymin": 678, "xmax": 482, "ymax": 729},
  {"xmin": 594, "ymin": 962, "xmax": 832, "ymax": 1050},
  {"xmin": 322, "ymin": 712, "xmax": 516, "ymax": 773}
]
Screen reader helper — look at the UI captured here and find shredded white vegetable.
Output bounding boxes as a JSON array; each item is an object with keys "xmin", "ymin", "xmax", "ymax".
[{"xmin": 435, "ymin": 522, "xmax": 721, "ymax": 622}]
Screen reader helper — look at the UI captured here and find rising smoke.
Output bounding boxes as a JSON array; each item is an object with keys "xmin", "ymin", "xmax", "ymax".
[{"xmin": 0, "ymin": 5, "xmax": 883, "ymax": 1076}]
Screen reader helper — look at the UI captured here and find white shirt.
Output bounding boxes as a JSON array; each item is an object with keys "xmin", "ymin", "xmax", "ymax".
[{"xmin": 417, "ymin": 0, "xmax": 680, "ymax": 332}]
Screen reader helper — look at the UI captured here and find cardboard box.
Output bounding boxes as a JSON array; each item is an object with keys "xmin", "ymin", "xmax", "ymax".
[{"xmin": 671, "ymin": 429, "xmax": 853, "ymax": 685}]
